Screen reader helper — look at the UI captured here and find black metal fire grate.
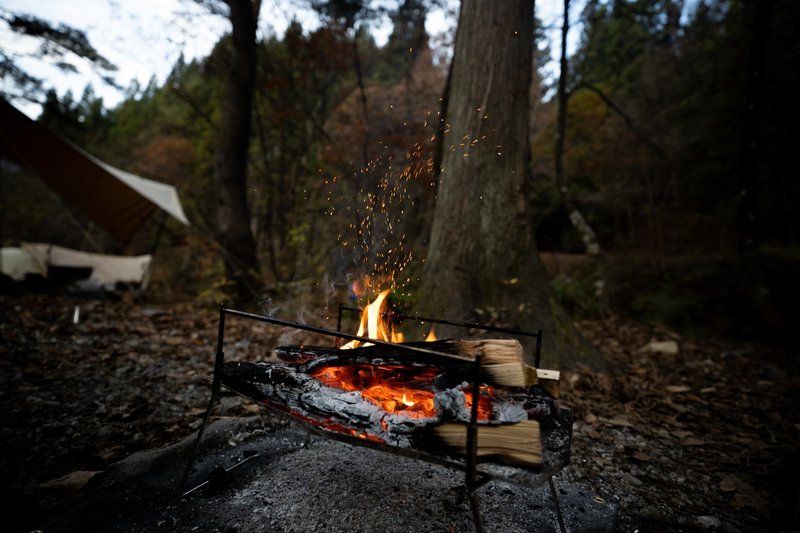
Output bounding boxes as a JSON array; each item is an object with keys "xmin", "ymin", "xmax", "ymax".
[{"xmin": 179, "ymin": 303, "xmax": 573, "ymax": 533}]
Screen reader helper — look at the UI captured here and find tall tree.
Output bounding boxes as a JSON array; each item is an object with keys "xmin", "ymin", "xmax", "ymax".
[
  {"xmin": 212, "ymin": 0, "xmax": 263, "ymax": 300},
  {"xmin": 555, "ymin": 0, "xmax": 601, "ymax": 259},
  {"xmin": 421, "ymin": 0, "xmax": 597, "ymax": 367}
]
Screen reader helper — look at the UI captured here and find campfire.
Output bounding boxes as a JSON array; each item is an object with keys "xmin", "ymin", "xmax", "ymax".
[
  {"xmin": 215, "ymin": 289, "xmax": 570, "ymax": 473},
  {"xmin": 180, "ymin": 289, "xmax": 573, "ymax": 531}
]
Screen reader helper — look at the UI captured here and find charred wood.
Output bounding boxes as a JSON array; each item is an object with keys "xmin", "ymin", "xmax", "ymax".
[
  {"xmin": 221, "ymin": 361, "xmax": 559, "ymax": 468},
  {"xmin": 272, "ymin": 341, "xmax": 560, "ymax": 394}
]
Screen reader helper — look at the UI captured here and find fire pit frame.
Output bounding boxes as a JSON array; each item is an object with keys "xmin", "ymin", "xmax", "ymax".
[{"xmin": 179, "ymin": 303, "xmax": 570, "ymax": 533}]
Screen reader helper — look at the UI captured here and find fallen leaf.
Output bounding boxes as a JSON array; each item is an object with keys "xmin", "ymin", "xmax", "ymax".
[
  {"xmin": 244, "ymin": 403, "xmax": 261, "ymax": 414},
  {"xmin": 586, "ymin": 429, "xmax": 604, "ymax": 440},
  {"xmin": 631, "ymin": 451, "xmax": 652, "ymax": 462},
  {"xmin": 732, "ymin": 484, "xmax": 769, "ymax": 511},
  {"xmin": 666, "ymin": 385, "xmax": 690, "ymax": 393},
  {"xmin": 719, "ymin": 474, "xmax": 739, "ymax": 492},
  {"xmin": 639, "ymin": 340, "xmax": 679, "ymax": 354},
  {"xmin": 40, "ymin": 470, "xmax": 103, "ymax": 492},
  {"xmin": 604, "ymin": 414, "xmax": 634, "ymax": 427},
  {"xmin": 683, "ymin": 437, "xmax": 705, "ymax": 446}
]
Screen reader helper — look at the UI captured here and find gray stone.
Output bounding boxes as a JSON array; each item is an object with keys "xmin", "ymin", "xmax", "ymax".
[{"xmin": 696, "ymin": 515, "xmax": 723, "ymax": 529}]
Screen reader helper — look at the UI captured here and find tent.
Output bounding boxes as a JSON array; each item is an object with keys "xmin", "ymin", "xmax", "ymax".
[
  {"xmin": 0, "ymin": 98, "xmax": 189, "ymax": 243},
  {"xmin": 1, "ymin": 243, "xmax": 153, "ymax": 290}
]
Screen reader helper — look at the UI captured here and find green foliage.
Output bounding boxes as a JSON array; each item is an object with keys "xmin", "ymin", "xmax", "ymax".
[
  {"xmin": 552, "ymin": 275, "xmax": 606, "ymax": 318},
  {"xmin": 372, "ymin": 0, "xmax": 428, "ymax": 85},
  {"xmin": 531, "ymin": 0, "xmax": 800, "ymax": 258},
  {"xmin": 629, "ymin": 290, "xmax": 699, "ymax": 331},
  {"xmin": 195, "ymin": 276, "xmax": 235, "ymax": 307},
  {"xmin": 574, "ymin": 0, "xmax": 663, "ymax": 90}
]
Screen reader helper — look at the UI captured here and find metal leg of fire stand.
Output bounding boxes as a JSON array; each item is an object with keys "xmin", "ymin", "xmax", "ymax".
[
  {"xmin": 465, "ymin": 354, "xmax": 485, "ymax": 533},
  {"xmin": 178, "ymin": 303, "xmax": 227, "ymax": 496},
  {"xmin": 534, "ymin": 329, "xmax": 543, "ymax": 368},
  {"xmin": 548, "ymin": 476, "xmax": 567, "ymax": 533},
  {"xmin": 335, "ymin": 303, "xmax": 344, "ymax": 347}
]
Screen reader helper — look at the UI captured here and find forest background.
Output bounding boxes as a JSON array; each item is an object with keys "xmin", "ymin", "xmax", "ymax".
[{"xmin": 2, "ymin": 0, "xmax": 798, "ymax": 352}]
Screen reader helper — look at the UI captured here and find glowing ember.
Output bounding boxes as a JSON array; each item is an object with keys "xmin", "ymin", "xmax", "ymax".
[
  {"xmin": 312, "ymin": 364, "xmax": 438, "ymax": 418},
  {"xmin": 270, "ymin": 404, "xmax": 384, "ymax": 443},
  {"xmin": 310, "ymin": 364, "xmax": 496, "ymax": 422},
  {"xmin": 464, "ymin": 385, "xmax": 495, "ymax": 420}
]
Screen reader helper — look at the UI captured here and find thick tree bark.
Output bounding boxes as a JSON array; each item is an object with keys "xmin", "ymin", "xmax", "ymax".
[
  {"xmin": 421, "ymin": 0, "xmax": 599, "ymax": 368},
  {"xmin": 215, "ymin": 0, "xmax": 262, "ymax": 300}
]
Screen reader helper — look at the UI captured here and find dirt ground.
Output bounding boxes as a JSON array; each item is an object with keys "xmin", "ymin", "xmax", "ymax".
[{"xmin": 1, "ymin": 292, "xmax": 798, "ymax": 531}]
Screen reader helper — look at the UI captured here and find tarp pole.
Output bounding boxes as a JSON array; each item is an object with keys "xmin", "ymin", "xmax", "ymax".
[{"xmin": 149, "ymin": 210, "xmax": 168, "ymax": 256}]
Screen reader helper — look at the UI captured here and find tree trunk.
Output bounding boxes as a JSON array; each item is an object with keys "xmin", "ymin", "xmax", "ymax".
[
  {"xmin": 421, "ymin": 0, "xmax": 599, "ymax": 368},
  {"xmin": 555, "ymin": 0, "xmax": 601, "ymax": 258},
  {"xmin": 215, "ymin": 0, "xmax": 262, "ymax": 301}
]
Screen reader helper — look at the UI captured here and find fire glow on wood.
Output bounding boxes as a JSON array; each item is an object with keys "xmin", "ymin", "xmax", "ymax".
[
  {"xmin": 220, "ymin": 288, "xmax": 566, "ymax": 470},
  {"xmin": 311, "ymin": 364, "xmax": 439, "ymax": 418},
  {"xmin": 311, "ymin": 364, "xmax": 496, "ymax": 421}
]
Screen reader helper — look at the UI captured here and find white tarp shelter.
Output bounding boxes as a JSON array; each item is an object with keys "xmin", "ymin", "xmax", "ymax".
[
  {"xmin": 0, "ymin": 98, "xmax": 189, "ymax": 243},
  {"xmin": 1, "ymin": 243, "xmax": 152, "ymax": 290},
  {"xmin": 0, "ymin": 246, "xmax": 45, "ymax": 281}
]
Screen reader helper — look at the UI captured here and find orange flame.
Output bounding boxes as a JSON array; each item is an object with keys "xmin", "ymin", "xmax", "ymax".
[
  {"xmin": 312, "ymin": 364, "xmax": 438, "ymax": 418},
  {"xmin": 341, "ymin": 289, "xmax": 403, "ymax": 349},
  {"xmin": 341, "ymin": 287, "xmax": 438, "ymax": 347},
  {"xmin": 325, "ymin": 284, "xmax": 492, "ymax": 425}
]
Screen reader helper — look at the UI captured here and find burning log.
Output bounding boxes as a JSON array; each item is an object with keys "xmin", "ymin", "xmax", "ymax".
[
  {"xmin": 222, "ymin": 354, "xmax": 558, "ymax": 469},
  {"xmin": 273, "ymin": 340, "xmax": 560, "ymax": 396}
]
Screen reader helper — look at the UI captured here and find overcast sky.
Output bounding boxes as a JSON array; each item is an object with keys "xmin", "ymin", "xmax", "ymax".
[{"xmin": 0, "ymin": 0, "xmax": 581, "ymax": 118}]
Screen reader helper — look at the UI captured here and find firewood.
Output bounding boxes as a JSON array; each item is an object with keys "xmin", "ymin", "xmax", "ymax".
[
  {"xmin": 221, "ymin": 361, "xmax": 546, "ymax": 467},
  {"xmin": 535, "ymin": 369, "xmax": 560, "ymax": 398},
  {"xmin": 272, "ymin": 340, "xmax": 559, "ymax": 393},
  {"xmin": 273, "ymin": 338, "xmax": 523, "ymax": 365},
  {"xmin": 452, "ymin": 339, "xmax": 524, "ymax": 364},
  {"xmin": 430, "ymin": 420, "xmax": 541, "ymax": 468}
]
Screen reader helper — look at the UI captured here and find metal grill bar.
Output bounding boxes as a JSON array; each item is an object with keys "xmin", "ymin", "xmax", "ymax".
[
  {"xmin": 337, "ymin": 306, "xmax": 545, "ymax": 365},
  {"xmin": 225, "ymin": 307, "xmax": 474, "ymax": 362}
]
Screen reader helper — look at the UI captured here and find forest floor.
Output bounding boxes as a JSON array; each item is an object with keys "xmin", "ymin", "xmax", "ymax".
[{"xmin": 1, "ymin": 291, "xmax": 798, "ymax": 532}]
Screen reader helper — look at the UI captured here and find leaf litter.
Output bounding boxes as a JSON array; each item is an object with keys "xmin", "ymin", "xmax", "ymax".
[{"xmin": 1, "ymin": 293, "xmax": 798, "ymax": 531}]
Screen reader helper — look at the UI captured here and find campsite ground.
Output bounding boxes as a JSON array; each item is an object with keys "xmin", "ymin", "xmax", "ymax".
[{"xmin": 1, "ymin": 291, "xmax": 798, "ymax": 531}]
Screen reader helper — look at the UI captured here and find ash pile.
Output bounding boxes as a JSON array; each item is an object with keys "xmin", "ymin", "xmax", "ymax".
[{"xmin": 42, "ymin": 415, "xmax": 617, "ymax": 532}]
